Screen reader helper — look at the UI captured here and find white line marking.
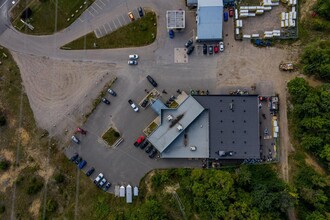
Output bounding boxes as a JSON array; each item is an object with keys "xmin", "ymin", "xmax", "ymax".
[
  {"xmin": 117, "ymin": 17, "xmax": 122, "ymax": 27},
  {"xmin": 102, "ymin": 25, "xmax": 107, "ymax": 34},
  {"xmin": 107, "ymin": 23, "xmax": 112, "ymax": 31},
  {"xmin": 87, "ymin": 10, "xmax": 94, "ymax": 17},
  {"xmin": 90, "ymin": 6, "xmax": 99, "ymax": 14},
  {"xmin": 79, "ymin": 17, "xmax": 84, "ymax": 22},
  {"xmin": 0, "ymin": 0, "xmax": 9, "ymax": 9},
  {"xmin": 113, "ymin": 20, "xmax": 117, "ymax": 29},
  {"xmin": 99, "ymin": 0, "xmax": 106, "ymax": 6},
  {"xmin": 95, "ymin": 2, "xmax": 102, "ymax": 10}
]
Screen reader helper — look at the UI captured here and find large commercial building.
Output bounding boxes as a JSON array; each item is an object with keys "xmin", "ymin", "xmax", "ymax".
[
  {"xmin": 196, "ymin": 0, "xmax": 223, "ymax": 42},
  {"xmin": 147, "ymin": 94, "xmax": 260, "ymax": 160}
]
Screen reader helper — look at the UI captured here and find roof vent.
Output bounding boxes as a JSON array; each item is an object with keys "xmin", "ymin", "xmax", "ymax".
[
  {"xmin": 190, "ymin": 146, "xmax": 197, "ymax": 151},
  {"xmin": 167, "ymin": 115, "xmax": 173, "ymax": 121},
  {"xmin": 230, "ymin": 103, "xmax": 234, "ymax": 111},
  {"xmin": 177, "ymin": 124, "xmax": 183, "ymax": 131}
]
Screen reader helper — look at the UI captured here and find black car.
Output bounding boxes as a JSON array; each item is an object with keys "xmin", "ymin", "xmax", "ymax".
[
  {"xmin": 140, "ymin": 141, "xmax": 149, "ymax": 149},
  {"xmin": 149, "ymin": 148, "xmax": 158, "ymax": 158},
  {"xmin": 185, "ymin": 39, "xmax": 193, "ymax": 48},
  {"xmin": 101, "ymin": 97, "xmax": 110, "ymax": 105},
  {"xmin": 141, "ymin": 99, "xmax": 148, "ymax": 108},
  {"xmin": 208, "ymin": 45, "xmax": 213, "ymax": 54},
  {"xmin": 70, "ymin": 153, "xmax": 79, "ymax": 162},
  {"xmin": 86, "ymin": 167, "xmax": 95, "ymax": 176},
  {"xmin": 145, "ymin": 145, "xmax": 153, "ymax": 153},
  {"xmin": 146, "ymin": 75, "xmax": 158, "ymax": 87},
  {"xmin": 75, "ymin": 157, "xmax": 82, "ymax": 165},
  {"xmin": 138, "ymin": 7, "xmax": 144, "ymax": 17},
  {"xmin": 107, "ymin": 89, "xmax": 117, "ymax": 96},
  {"xmin": 103, "ymin": 182, "xmax": 111, "ymax": 191},
  {"xmin": 186, "ymin": 46, "xmax": 195, "ymax": 55},
  {"xmin": 203, "ymin": 44, "xmax": 207, "ymax": 55}
]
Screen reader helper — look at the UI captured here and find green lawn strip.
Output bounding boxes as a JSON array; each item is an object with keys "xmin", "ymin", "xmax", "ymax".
[
  {"xmin": 102, "ymin": 127, "xmax": 120, "ymax": 146},
  {"xmin": 62, "ymin": 11, "xmax": 157, "ymax": 50},
  {"xmin": 11, "ymin": 0, "xmax": 95, "ymax": 35}
]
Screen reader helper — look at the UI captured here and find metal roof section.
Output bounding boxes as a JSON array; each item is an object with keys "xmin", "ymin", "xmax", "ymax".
[
  {"xmin": 161, "ymin": 110, "xmax": 209, "ymax": 158},
  {"xmin": 166, "ymin": 10, "xmax": 185, "ymax": 29},
  {"xmin": 194, "ymin": 95, "xmax": 260, "ymax": 159},
  {"xmin": 187, "ymin": 0, "xmax": 198, "ymax": 5},
  {"xmin": 126, "ymin": 185, "xmax": 132, "ymax": 203},
  {"xmin": 196, "ymin": 0, "xmax": 223, "ymax": 41},
  {"xmin": 148, "ymin": 96, "xmax": 205, "ymax": 153},
  {"xmin": 151, "ymin": 99, "xmax": 168, "ymax": 115}
]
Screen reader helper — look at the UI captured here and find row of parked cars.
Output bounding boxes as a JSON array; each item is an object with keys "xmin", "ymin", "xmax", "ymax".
[
  {"xmin": 134, "ymin": 136, "xmax": 158, "ymax": 158},
  {"xmin": 94, "ymin": 173, "xmax": 111, "ymax": 191},
  {"xmin": 184, "ymin": 39, "xmax": 224, "ymax": 55}
]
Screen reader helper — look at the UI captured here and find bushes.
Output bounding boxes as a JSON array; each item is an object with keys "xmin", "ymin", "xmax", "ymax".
[
  {"xmin": 54, "ymin": 173, "xmax": 65, "ymax": 184},
  {"xmin": 0, "ymin": 113, "xmax": 6, "ymax": 126},
  {"xmin": 301, "ymin": 40, "xmax": 330, "ymax": 81},
  {"xmin": 27, "ymin": 177, "xmax": 44, "ymax": 195},
  {"xmin": 314, "ymin": 0, "xmax": 330, "ymax": 20},
  {"xmin": 0, "ymin": 160, "xmax": 10, "ymax": 171}
]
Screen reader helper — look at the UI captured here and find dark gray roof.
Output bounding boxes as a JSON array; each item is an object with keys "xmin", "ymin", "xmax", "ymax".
[{"xmin": 194, "ymin": 95, "xmax": 260, "ymax": 159}]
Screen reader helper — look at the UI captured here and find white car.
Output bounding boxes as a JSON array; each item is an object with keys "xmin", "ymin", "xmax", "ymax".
[
  {"xmin": 93, "ymin": 173, "xmax": 104, "ymax": 184},
  {"xmin": 128, "ymin": 99, "xmax": 139, "ymax": 112},
  {"xmin": 98, "ymin": 178, "xmax": 107, "ymax": 187},
  {"xmin": 129, "ymin": 54, "xmax": 139, "ymax": 60},
  {"xmin": 219, "ymin": 42, "xmax": 224, "ymax": 52},
  {"xmin": 71, "ymin": 135, "xmax": 80, "ymax": 144},
  {"xmin": 128, "ymin": 60, "xmax": 138, "ymax": 65}
]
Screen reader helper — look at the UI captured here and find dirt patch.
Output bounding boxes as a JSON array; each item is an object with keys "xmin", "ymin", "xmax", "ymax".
[
  {"xmin": 29, "ymin": 198, "xmax": 41, "ymax": 218},
  {"xmin": 0, "ymin": 149, "xmax": 15, "ymax": 162},
  {"xmin": 300, "ymin": 0, "xmax": 317, "ymax": 21},
  {"xmin": 11, "ymin": 52, "xmax": 117, "ymax": 138},
  {"xmin": 19, "ymin": 127, "xmax": 30, "ymax": 146},
  {"xmin": 144, "ymin": 170, "xmax": 156, "ymax": 195},
  {"xmin": 0, "ymin": 164, "xmax": 27, "ymax": 192},
  {"xmin": 164, "ymin": 183, "xmax": 179, "ymax": 194},
  {"xmin": 305, "ymin": 153, "xmax": 326, "ymax": 175}
]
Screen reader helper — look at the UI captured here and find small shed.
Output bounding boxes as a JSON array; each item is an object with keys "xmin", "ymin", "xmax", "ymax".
[
  {"xmin": 126, "ymin": 185, "xmax": 132, "ymax": 203},
  {"xmin": 133, "ymin": 186, "xmax": 139, "ymax": 196},
  {"xmin": 166, "ymin": 10, "xmax": 185, "ymax": 30},
  {"xmin": 119, "ymin": 186, "xmax": 125, "ymax": 197}
]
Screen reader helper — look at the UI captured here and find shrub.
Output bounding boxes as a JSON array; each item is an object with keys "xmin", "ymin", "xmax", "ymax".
[
  {"xmin": 114, "ymin": 131, "xmax": 120, "ymax": 137},
  {"xmin": 54, "ymin": 173, "xmax": 65, "ymax": 184},
  {"xmin": 46, "ymin": 199, "xmax": 58, "ymax": 213},
  {"xmin": 0, "ymin": 205, "xmax": 5, "ymax": 214},
  {"xmin": 0, "ymin": 160, "xmax": 10, "ymax": 171},
  {"xmin": 0, "ymin": 113, "xmax": 6, "ymax": 126},
  {"xmin": 27, "ymin": 177, "xmax": 44, "ymax": 195}
]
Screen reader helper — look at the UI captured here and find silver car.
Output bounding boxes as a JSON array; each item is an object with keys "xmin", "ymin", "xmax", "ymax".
[{"xmin": 128, "ymin": 54, "xmax": 139, "ymax": 60}]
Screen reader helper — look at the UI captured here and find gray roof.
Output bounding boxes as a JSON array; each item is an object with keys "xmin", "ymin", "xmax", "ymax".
[
  {"xmin": 166, "ymin": 10, "xmax": 185, "ymax": 29},
  {"xmin": 197, "ymin": 0, "xmax": 223, "ymax": 41},
  {"xmin": 151, "ymin": 99, "xmax": 167, "ymax": 115},
  {"xmin": 187, "ymin": 0, "xmax": 198, "ymax": 5},
  {"xmin": 148, "ymin": 96, "xmax": 205, "ymax": 153},
  {"xmin": 194, "ymin": 95, "xmax": 260, "ymax": 159},
  {"xmin": 161, "ymin": 110, "xmax": 209, "ymax": 158}
]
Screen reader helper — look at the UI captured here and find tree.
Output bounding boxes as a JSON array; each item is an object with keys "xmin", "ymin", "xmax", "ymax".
[
  {"xmin": 0, "ymin": 160, "xmax": 10, "ymax": 171},
  {"xmin": 0, "ymin": 113, "xmax": 6, "ymax": 126},
  {"xmin": 287, "ymin": 78, "xmax": 310, "ymax": 104},
  {"xmin": 138, "ymin": 200, "xmax": 168, "ymax": 220},
  {"xmin": 320, "ymin": 144, "xmax": 330, "ymax": 161}
]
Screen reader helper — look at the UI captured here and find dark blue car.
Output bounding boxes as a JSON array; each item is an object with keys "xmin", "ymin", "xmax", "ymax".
[
  {"xmin": 169, "ymin": 30, "xmax": 174, "ymax": 39},
  {"xmin": 224, "ymin": 12, "xmax": 228, "ymax": 22},
  {"xmin": 78, "ymin": 160, "xmax": 87, "ymax": 169}
]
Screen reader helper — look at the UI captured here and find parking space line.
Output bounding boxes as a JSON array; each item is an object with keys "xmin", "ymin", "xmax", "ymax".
[
  {"xmin": 103, "ymin": 24, "xmax": 109, "ymax": 33},
  {"xmin": 87, "ymin": 10, "xmax": 94, "ymax": 17},
  {"xmin": 90, "ymin": 6, "xmax": 99, "ymax": 14},
  {"xmin": 102, "ymin": 25, "xmax": 107, "ymax": 35},
  {"xmin": 123, "ymin": 14, "xmax": 130, "ymax": 23},
  {"xmin": 99, "ymin": 0, "xmax": 106, "ymax": 6},
  {"xmin": 120, "ymin": 15, "xmax": 127, "ymax": 25},
  {"xmin": 95, "ymin": 28, "xmax": 102, "ymax": 38},
  {"xmin": 117, "ymin": 17, "xmax": 122, "ymax": 27},
  {"xmin": 107, "ymin": 23, "xmax": 112, "ymax": 32},
  {"xmin": 95, "ymin": 2, "xmax": 102, "ymax": 10},
  {"xmin": 112, "ymin": 20, "xmax": 117, "ymax": 29},
  {"xmin": 110, "ymin": 22, "xmax": 116, "ymax": 31},
  {"xmin": 79, "ymin": 17, "xmax": 84, "ymax": 22}
]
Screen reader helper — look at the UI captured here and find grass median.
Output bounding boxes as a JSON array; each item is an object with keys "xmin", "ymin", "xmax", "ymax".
[
  {"xmin": 62, "ymin": 11, "xmax": 157, "ymax": 49},
  {"xmin": 11, "ymin": 0, "xmax": 95, "ymax": 35},
  {"xmin": 102, "ymin": 127, "xmax": 120, "ymax": 146}
]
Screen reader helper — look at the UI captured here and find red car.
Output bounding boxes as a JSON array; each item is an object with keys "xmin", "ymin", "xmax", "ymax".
[
  {"xmin": 229, "ymin": 8, "xmax": 234, "ymax": 17},
  {"xmin": 214, "ymin": 44, "xmax": 219, "ymax": 53},
  {"xmin": 134, "ymin": 136, "xmax": 145, "ymax": 147}
]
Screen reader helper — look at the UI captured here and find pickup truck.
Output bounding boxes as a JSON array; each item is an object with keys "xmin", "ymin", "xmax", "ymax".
[{"xmin": 134, "ymin": 136, "xmax": 145, "ymax": 147}]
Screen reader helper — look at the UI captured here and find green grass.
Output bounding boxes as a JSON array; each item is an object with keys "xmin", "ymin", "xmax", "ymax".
[
  {"xmin": 62, "ymin": 11, "xmax": 157, "ymax": 49},
  {"xmin": 102, "ymin": 127, "xmax": 120, "ymax": 146},
  {"xmin": 10, "ymin": 0, "xmax": 95, "ymax": 35}
]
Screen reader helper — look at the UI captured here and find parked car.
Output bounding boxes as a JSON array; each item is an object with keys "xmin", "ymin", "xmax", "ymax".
[
  {"xmin": 128, "ymin": 99, "xmax": 139, "ymax": 112},
  {"xmin": 134, "ymin": 136, "xmax": 145, "ymax": 147},
  {"xmin": 208, "ymin": 45, "xmax": 213, "ymax": 54},
  {"xmin": 128, "ymin": 54, "xmax": 139, "ymax": 60},
  {"xmin": 219, "ymin": 41, "xmax": 224, "ymax": 52},
  {"xmin": 138, "ymin": 7, "xmax": 144, "ymax": 17},
  {"xmin": 70, "ymin": 153, "xmax": 79, "ymax": 162},
  {"xmin": 186, "ymin": 46, "xmax": 195, "ymax": 55},
  {"xmin": 128, "ymin": 12, "xmax": 135, "ymax": 21},
  {"xmin": 185, "ymin": 39, "xmax": 193, "ymax": 48},
  {"xmin": 214, "ymin": 44, "xmax": 219, "ymax": 53},
  {"xmin": 203, "ymin": 44, "xmax": 207, "ymax": 55},
  {"xmin": 86, "ymin": 167, "xmax": 95, "ymax": 176},
  {"xmin": 149, "ymin": 148, "xmax": 158, "ymax": 158},
  {"xmin": 140, "ymin": 141, "xmax": 149, "ymax": 149},
  {"xmin": 229, "ymin": 8, "xmax": 234, "ymax": 17},
  {"xmin": 75, "ymin": 157, "xmax": 82, "ymax": 165},
  {"xmin": 103, "ymin": 182, "xmax": 111, "ymax": 191},
  {"xmin": 107, "ymin": 89, "xmax": 117, "ymax": 96},
  {"xmin": 146, "ymin": 75, "xmax": 158, "ymax": 87},
  {"xmin": 94, "ymin": 173, "xmax": 104, "ymax": 184},
  {"xmin": 224, "ymin": 12, "xmax": 228, "ymax": 21},
  {"xmin": 78, "ymin": 160, "xmax": 87, "ymax": 169},
  {"xmin": 76, "ymin": 127, "xmax": 87, "ymax": 135},
  {"xmin": 169, "ymin": 29, "xmax": 174, "ymax": 39},
  {"xmin": 101, "ymin": 97, "xmax": 110, "ymax": 105},
  {"xmin": 128, "ymin": 60, "xmax": 138, "ymax": 65},
  {"xmin": 98, "ymin": 178, "xmax": 107, "ymax": 187},
  {"xmin": 141, "ymin": 99, "xmax": 148, "ymax": 108},
  {"xmin": 145, "ymin": 145, "xmax": 153, "ymax": 153},
  {"xmin": 71, "ymin": 135, "xmax": 80, "ymax": 144}
]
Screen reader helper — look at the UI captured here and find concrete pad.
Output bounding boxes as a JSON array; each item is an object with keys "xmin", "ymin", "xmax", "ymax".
[{"xmin": 174, "ymin": 48, "xmax": 188, "ymax": 63}]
